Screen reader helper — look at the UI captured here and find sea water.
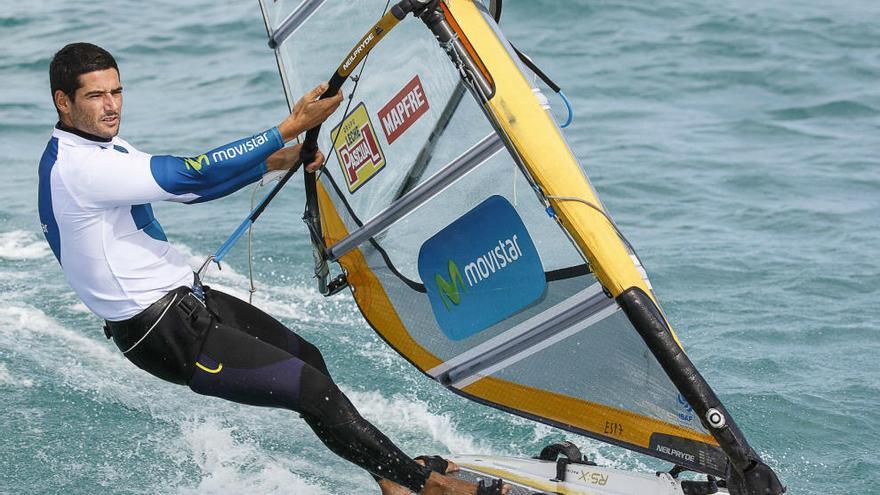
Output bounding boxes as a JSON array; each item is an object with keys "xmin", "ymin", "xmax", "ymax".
[{"xmin": 1, "ymin": 1, "xmax": 878, "ymax": 493}]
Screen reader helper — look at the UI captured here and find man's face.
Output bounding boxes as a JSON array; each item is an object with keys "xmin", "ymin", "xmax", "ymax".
[{"xmin": 55, "ymin": 68, "xmax": 123, "ymax": 139}]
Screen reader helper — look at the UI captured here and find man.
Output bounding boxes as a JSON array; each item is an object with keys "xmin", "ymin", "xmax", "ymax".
[{"xmin": 38, "ymin": 42, "xmax": 506, "ymax": 495}]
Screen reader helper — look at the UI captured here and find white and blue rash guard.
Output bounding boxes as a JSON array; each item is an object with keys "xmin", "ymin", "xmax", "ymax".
[{"xmin": 38, "ymin": 123, "xmax": 284, "ymax": 321}]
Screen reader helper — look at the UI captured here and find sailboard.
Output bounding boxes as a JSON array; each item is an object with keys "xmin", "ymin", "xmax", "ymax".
[
  {"xmin": 447, "ymin": 453, "xmax": 729, "ymax": 495},
  {"xmin": 256, "ymin": 1, "xmax": 784, "ymax": 493}
]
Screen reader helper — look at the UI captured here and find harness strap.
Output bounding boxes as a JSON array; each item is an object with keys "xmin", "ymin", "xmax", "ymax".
[
  {"xmin": 104, "ymin": 272, "xmax": 208, "ymax": 340},
  {"xmin": 121, "ymin": 294, "xmax": 179, "ymax": 354}
]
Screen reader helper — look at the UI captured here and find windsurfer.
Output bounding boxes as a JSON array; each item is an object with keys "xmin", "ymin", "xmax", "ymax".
[{"xmin": 38, "ymin": 42, "xmax": 507, "ymax": 495}]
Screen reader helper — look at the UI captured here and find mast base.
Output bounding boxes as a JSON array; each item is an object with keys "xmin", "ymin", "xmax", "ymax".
[{"xmin": 725, "ymin": 460, "xmax": 786, "ymax": 495}]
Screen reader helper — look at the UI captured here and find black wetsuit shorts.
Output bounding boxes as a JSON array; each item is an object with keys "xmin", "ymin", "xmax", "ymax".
[{"xmin": 104, "ymin": 280, "xmax": 430, "ymax": 492}]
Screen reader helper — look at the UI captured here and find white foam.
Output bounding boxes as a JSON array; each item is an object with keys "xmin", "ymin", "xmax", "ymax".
[
  {"xmin": 171, "ymin": 418, "xmax": 329, "ymax": 495},
  {"xmin": 68, "ymin": 301, "xmax": 91, "ymax": 314},
  {"xmin": 0, "ymin": 304, "xmax": 141, "ymax": 396},
  {"xmin": 0, "ymin": 362, "xmax": 34, "ymax": 388},
  {"xmin": 0, "ymin": 302, "xmax": 204, "ymax": 419},
  {"xmin": 343, "ymin": 388, "xmax": 491, "ymax": 456},
  {"xmin": 175, "ymin": 243, "xmax": 362, "ymax": 328},
  {"xmin": 526, "ymin": 422, "xmax": 556, "ymax": 445},
  {"xmin": 0, "ymin": 305, "xmax": 118, "ymax": 364},
  {"xmin": 0, "ymin": 300, "xmax": 339, "ymax": 492},
  {"xmin": 0, "ymin": 230, "xmax": 51, "ymax": 259}
]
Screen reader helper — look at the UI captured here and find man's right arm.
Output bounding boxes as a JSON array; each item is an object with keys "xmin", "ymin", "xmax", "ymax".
[
  {"xmin": 68, "ymin": 127, "xmax": 283, "ymax": 208},
  {"xmin": 149, "ymin": 127, "xmax": 283, "ymax": 203}
]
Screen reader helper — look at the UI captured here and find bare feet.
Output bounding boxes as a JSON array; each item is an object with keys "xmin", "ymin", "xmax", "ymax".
[
  {"xmin": 379, "ymin": 458, "xmax": 513, "ymax": 495},
  {"xmin": 378, "ymin": 478, "xmax": 416, "ymax": 495},
  {"xmin": 378, "ymin": 457, "xmax": 457, "ymax": 495},
  {"xmin": 421, "ymin": 472, "xmax": 511, "ymax": 495}
]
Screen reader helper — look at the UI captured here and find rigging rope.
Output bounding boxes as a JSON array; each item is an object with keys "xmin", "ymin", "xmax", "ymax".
[
  {"xmin": 544, "ymin": 194, "xmax": 647, "ymax": 271},
  {"xmin": 202, "ymin": 0, "xmax": 395, "ymax": 293}
]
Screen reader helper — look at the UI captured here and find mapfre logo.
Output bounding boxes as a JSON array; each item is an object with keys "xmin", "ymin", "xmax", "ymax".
[
  {"xmin": 331, "ymin": 103, "xmax": 386, "ymax": 193},
  {"xmin": 378, "ymin": 75, "xmax": 429, "ymax": 144}
]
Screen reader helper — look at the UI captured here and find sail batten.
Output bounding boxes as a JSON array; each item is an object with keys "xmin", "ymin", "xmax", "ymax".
[
  {"xmin": 449, "ymin": 304, "xmax": 621, "ymax": 389},
  {"xmin": 269, "ymin": 0, "xmax": 327, "ymax": 47},
  {"xmin": 427, "ymin": 283, "xmax": 604, "ymax": 377},
  {"xmin": 328, "ymin": 132, "xmax": 503, "ymax": 261}
]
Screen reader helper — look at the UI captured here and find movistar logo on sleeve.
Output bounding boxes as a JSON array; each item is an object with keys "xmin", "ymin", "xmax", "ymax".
[
  {"xmin": 184, "ymin": 154, "xmax": 209, "ymax": 171},
  {"xmin": 418, "ymin": 196, "xmax": 546, "ymax": 341},
  {"xmin": 209, "ymin": 131, "xmax": 272, "ymax": 164}
]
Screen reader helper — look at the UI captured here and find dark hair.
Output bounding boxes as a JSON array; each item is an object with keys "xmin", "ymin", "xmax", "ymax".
[{"xmin": 50, "ymin": 42, "xmax": 119, "ymax": 105}]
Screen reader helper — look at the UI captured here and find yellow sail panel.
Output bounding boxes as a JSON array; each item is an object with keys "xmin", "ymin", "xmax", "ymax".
[
  {"xmin": 443, "ymin": 0, "xmax": 685, "ymax": 351},
  {"xmin": 444, "ymin": 0, "xmax": 649, "ymax": 300}
]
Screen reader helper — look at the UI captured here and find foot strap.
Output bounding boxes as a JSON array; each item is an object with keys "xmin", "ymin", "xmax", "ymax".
[
  {"xmin": 414, "ymin": 455, "xmax": 450, "ymax": 475},
  {"xmin": 477, "ymin": 478, "xmax": 504, "ymax": 495}
]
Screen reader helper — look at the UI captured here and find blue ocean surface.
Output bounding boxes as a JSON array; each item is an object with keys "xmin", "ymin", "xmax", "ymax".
[{"xmin": 1, "ymin": 1, "xmax": 878, "ymax": 494}]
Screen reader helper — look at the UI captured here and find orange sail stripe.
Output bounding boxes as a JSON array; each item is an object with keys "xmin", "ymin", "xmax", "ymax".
[
  {"xmin": 463, "ymin": 376, "xmax": 718, "ymax": 449},
  {"xmin": 317, "ymin": 182, "xmax": 442, "ymax": 370}
]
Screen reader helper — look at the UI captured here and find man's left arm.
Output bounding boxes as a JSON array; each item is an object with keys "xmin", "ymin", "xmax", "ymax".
[
  {"xmin": 179, "ymin": 144, "xmax": 319, "ymax": 204},
  {"xmin": 150, "ymin": 81, "xmax": 342, "ymax": 203}
]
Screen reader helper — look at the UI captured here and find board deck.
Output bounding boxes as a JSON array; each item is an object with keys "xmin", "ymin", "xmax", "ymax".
[{"xmin": 447, "ymin": 455, "xmax": 729, "ymax": 495}]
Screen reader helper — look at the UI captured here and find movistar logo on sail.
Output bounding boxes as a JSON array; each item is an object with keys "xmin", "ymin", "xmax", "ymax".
[
  {"xmin": 435, "ymin": 260, "xmax": 466, "ymax": 309},
  {"xmin": 418, "ymin": 196, "xmax": 546, "ymax": 341},
  {"xmin": 463, "ymin": 236, "xmax": 524, "ymax": 286},
  {"xmin": 435, "ymin": 236, "xmax": 525, "ymax": 310}
]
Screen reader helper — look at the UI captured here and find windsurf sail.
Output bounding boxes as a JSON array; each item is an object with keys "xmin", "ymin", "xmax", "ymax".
[{"xmin": 257, "ymin": 2, "xmax": 783, "ymax": 493}]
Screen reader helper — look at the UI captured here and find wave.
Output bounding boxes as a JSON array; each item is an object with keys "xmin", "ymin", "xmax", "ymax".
[
  {"xmin": 768, "ymin": 100, "xmax": 879, "ymax": 120},
  {"xmin": 344, "ymin": 388, "xmax": 490, "ymax": 456},
  {"xmin": 0, "ymin": 16, "xmax": 32, "ymax": 28},
  {"xmin": 0, "ymin": 301, "xmax": 344, "ymax": 492},
  {"xmin": 171, "ymin": 418, "xmax": 329, "ymax": 495},
  {"xmin": 0, "ymin": 230, "xmax": 51, "ymax": 260},
  {"xmin": 0, "ymin": 362, "xmax": 34, "ymax": 388}
]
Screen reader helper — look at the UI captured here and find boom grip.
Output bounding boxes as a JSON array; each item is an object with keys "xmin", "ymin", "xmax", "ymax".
[{"xmin": 299, "ymin": 72, "xmax": 347, "ymax": 167}]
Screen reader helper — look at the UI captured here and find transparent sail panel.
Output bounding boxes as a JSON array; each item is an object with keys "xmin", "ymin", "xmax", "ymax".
[{"xmin": 262, "ymin": 0, "xmax": 726, "ymax": 475}]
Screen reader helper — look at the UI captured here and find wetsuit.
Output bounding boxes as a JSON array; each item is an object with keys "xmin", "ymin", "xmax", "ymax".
[{"xmin": 38, "ymin": 123, "xmax": 431, "ymax": 492}]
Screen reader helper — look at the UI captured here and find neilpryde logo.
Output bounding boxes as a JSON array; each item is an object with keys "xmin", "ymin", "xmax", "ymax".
[{"xmin": 418, "ymin": 196, "xmax": 546, "ymax": 341}]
